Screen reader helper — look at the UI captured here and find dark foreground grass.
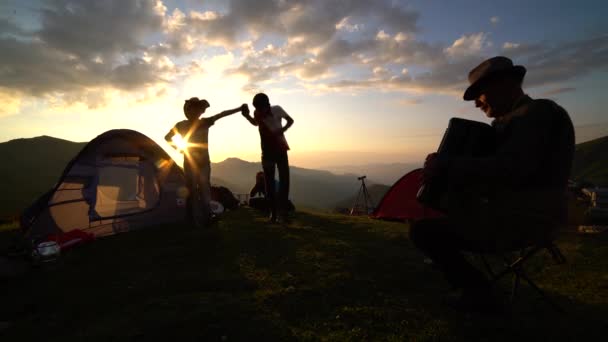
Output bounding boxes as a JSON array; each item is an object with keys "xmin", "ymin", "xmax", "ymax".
[{"xmin": 1, "ymin": 208, "xmax": 607, "ymax": 341}]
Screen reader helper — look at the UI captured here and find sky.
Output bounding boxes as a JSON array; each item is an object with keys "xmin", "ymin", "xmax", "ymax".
[{"xmin": 1, "ymin": 0, "xmax": 607, "ymax": 169}]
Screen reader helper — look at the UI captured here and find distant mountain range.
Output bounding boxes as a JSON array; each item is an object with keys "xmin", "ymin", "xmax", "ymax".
[
  {"xmin": 1, "ymin": 134, "xmax": 607, "ymax": 218},
  {"xmin": 0, "ymin": 136, "xmax": 392, "ymax": 217},
  {"xmin": 325, "ymin": 162, "xmax": 420, "ymax": 186},
  {"xmin": 210, "ymin": 157, "xmax": 389, "ymax": 210}
]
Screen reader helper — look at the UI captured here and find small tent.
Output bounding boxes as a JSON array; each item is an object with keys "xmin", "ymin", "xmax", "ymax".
[
  {"xmin": 371, "ymin": 168, "xmax": 443, "ymax": 221},
  {"xmin": 22, "ymin": 129, "xmax": 188, "ymax": 240}
]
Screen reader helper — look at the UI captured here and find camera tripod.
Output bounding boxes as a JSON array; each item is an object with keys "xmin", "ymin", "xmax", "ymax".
[{"xmin": 350, "ymin": 175, "xmax": 374, "ymax": 216}]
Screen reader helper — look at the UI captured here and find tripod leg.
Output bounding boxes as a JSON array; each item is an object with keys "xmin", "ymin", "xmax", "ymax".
[
  {"xmin": 360, "ymin": 184, "xmax": 367, "ymax": 214},
  {"xmin": 350, "ymin": 185, "xmax": 363, "ymax": 215},
  {"xmin": 363, "ymin": 183, "xmax": 374, "ymax": 213}
]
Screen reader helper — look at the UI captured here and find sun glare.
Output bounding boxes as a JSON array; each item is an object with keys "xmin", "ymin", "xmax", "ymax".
[{"xmin": 171, "ymin": 134, "xmax": 188, "ymax": 152}]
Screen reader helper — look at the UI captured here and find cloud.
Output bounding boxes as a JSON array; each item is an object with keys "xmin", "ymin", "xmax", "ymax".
[
  {"xmin": 204, "ymin": 0, "xmax": 605, "ymax": 98},
  {"xmin": 490, "ymin": 16, "xmax": 500, "ymax": 25},
  {"xmin": 0, "ymin": 0, "xmax": 180, "ymax": 108},
  {"xmin": 194, "ymin": 0, "xmax": 419, "ymax": 51},
  {"xmin": 216, "ymin": 0, "xmax": 425, "ymax": 89},
  {"xmin": 0, "ymin": 35, "xmax": 176, "ymax": 94},
  {"xmin": 110, "ymin": 56, "xmax": 176, "ymax": 90},
  {"xmin": 541, "ymin": 87, "xmax": 576, "ymax": 96},
  {"xmin": 502, "ymin": 35, "xmax": 608, "ymax": 87},
  {"xmin": 0, "ymin": 17, "xmax": 30, "ymax": 38},
  {"xmin": 226, "ymin": 61, "xmax": 296, "ymax": 84},
  {"xmin": 336, "ymin": 17, "xmax": 362, "ymax": 32},
  {"xmin": 0, "ymin": 89, "xmax": 22, "ymax": 117},
  {"xmin": 283, "ymin": 33, "xmax": 607, "ymax": 98},
  {"xmin": 38, "ymin": 0, "xmax": 166, "ymax": 60},
  {"xmin": 163, "ymin": 0, "xmax": 287, "ymax": 48},
  {"xmin": 397, "ymin": 98, "xmax": 423, "ymax": 105},
  {"xmin": 1, "ymin": 0, "xmax": 607, "ymax": 111},
  {"xmin": 444, "ymin": 33, "xmax": 491, "ymax": 59}
]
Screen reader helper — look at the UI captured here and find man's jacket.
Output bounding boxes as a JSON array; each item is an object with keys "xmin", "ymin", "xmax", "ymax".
[{"xmin": 442, "ymin": 95, "xmax": 575, "ymax": 246}]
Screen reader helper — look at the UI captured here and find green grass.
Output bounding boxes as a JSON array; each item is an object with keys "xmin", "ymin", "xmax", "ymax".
[
  {"xmin": 0, "ymin": 222, "xmax": 18, "ymax": 233},
  {"xmin": 1, "ymin": 208, "xmax": 607, "ymax": 341}
]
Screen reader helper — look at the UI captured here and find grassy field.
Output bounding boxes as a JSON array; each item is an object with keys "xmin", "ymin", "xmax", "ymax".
[{"xmin": 1, "ymin": 208, "xmax": 607, "ymax": 341}]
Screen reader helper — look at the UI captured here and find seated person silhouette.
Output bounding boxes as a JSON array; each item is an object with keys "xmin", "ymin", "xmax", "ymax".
[
  {"xmin": 410, "ymin": 56, "xmax": 575, "ymax": 313},
  {"xmin": 248, "ymin": 171, "xmax": 295, "ymax": 214},
  {"xmin": 249, "ymin": 171, "xmax": 267, "ymax": 211}
]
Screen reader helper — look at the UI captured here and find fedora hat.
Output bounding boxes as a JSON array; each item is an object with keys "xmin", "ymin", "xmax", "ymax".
[{"xmin": 463, "ymin": 56, "xmax": 526, "ymax": 101}]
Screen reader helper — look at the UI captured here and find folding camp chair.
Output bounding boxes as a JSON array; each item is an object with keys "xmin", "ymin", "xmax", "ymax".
[{"xmin": 479, "ymin": 239, "xmax": 567, "ymax": 313}]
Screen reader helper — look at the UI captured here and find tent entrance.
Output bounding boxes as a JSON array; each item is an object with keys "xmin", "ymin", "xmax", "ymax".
[{"xmin": 94, "ymin": 157, "xmax": 160, "ymax": 218}]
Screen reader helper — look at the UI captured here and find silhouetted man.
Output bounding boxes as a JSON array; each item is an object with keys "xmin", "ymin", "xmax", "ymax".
[
  {"xmin": 242, "ymin": 93, "xmax": 294, "ymax": 223},
  {"xmin": 410, "ymin": 56, "xmax": 575, "ymax": 312},
  {"xmin": 165, "ymin": 98, "xmax": 246, "ymax": 227}
]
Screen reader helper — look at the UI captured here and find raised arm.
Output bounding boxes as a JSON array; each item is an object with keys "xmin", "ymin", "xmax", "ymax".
[
  {"xmin": 208, "ymin": 105, "xmax": 243, "ymax": 123},
  {"xmin": 241, "ymin": 104, "xmax": 258, "ymax": 126}
]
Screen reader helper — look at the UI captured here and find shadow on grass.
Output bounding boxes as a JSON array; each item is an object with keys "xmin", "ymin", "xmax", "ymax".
[
  {"xmin": 1, "ymin": 208, "xmax": 607, "ymax": 341},
  {"xmin": 1, "ymin": 219, "xmax": 293, "ymax": 341},
  {"xmin": 230, "ymin": 210, "xmax": 608, "ymax": 341}
]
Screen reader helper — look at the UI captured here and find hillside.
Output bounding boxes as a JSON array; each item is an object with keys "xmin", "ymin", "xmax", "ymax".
[
  {"xmin": 1, "ymin": 209, "xmax": 607, "ymax": 340},
  {"xmin": 333, "ymin": 183, "xmax": 392, "ymax": 211},
  {"xmin": 0, "ymin": 136, "xmax": 86, "ymax": 218},
  {"xmin": 213, "ymin": 158, "xmax": 386, "ymax": 209},
  {"xmin": 572, "ymin": 135, "xmax": 608, "ymax": 186}
]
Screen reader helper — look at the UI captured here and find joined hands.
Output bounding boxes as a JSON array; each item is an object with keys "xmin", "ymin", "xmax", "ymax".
[{"xmin": 241, "ymin": 103, "xmax": 250, "ymax": 116}]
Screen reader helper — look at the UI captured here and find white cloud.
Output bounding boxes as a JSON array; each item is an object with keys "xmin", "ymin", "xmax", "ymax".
[
  {"xmin": 394, "ymin": 32, "xmax": 410, "ymax": 42},
  {"xmin": 190, "ymin": 10, "xmax": 219, "ymax": 21},
  {"xmin": 336, "ymin": 17, "xmax": 361, "ymax": 32},
  {"xmin": 503, "ymin": 42, "xmax": 520, "ymax": 49},
  {"xmin": 165, "ymin": 8, "xmax": 186, "ymax": 32},
  {"xmin": 376, "ymin": 30, "xmax": 390, "ymax": 40},
  {"xmin": 444, "ymin": 33, "xmax": 489, "ymax": 58},
  {"xmin": 373, "ymin": 66, "xmax": 389, "ymax": 77}
]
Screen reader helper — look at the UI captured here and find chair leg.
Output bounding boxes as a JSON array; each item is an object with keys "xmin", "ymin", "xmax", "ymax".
[
  {"xmin": 492, "ymin": 256, "xmax": 519, "ymax": 282},
  {"xmin": 510, "ymin": 273, "xmax": 520, "ymax": 303},
  {"xmin": 476, "ymin": 243, "xmax": 566, "ymax": 313},
  {"xmin": 518, "ymin": 269, "xmax": 564, "ymax": 313},
  {"xmin": 480, "ymin": 255, "xmax": 496, "ymax": 278}
]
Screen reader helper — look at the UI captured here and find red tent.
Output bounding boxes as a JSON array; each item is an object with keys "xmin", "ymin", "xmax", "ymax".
[{"xmin": 372, "ymin": 168, "xmax": 444, "ymax": 220}]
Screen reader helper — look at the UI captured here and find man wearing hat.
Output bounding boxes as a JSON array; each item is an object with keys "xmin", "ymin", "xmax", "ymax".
[
  {"xmin": 409, "ymin": 56, "xmax": 575, "ymax": 312},
  {"xmin": 165, "ymin": 98, "xmax": 247, "ymax": 227}
]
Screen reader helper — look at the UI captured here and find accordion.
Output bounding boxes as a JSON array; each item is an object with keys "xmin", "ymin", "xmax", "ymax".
[{"xmin": 416, "ymin": 118, "xmax": 495, "ymax": 211}]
